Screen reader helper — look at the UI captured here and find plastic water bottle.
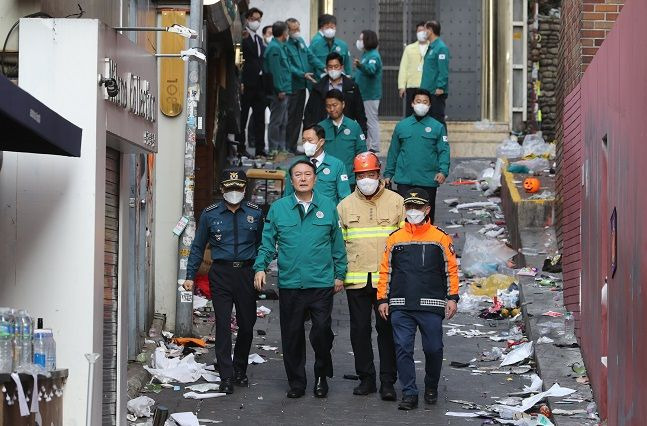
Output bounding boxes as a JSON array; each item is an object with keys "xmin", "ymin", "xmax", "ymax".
[
  {"xmin": 33, "ymin": 329, "xmax": 48, "ymax": 369},
  {"xmin": 13, "ymin": 310, "xmax": 33, "ymax": 368},
  {"xmin": 43, "ymin": 329, "xmax": 56, "ymax": 371},
  {"xmin": 0, "ymin": 308, "xmax": 15, "ymax": 373},
  {"xmin": 564, "ymin": 311, "xmax": 575, "ymax": 342}
]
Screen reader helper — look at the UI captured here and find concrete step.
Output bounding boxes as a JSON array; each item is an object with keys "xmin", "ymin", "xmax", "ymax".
[{"xmin": 378, "ymin": 120, "xmax": 509, "ymax": 158}]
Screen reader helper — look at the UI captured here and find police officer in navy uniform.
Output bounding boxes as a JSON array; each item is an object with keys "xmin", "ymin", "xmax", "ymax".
[{"xmin": 182, "ymin": 169, "xmax": 264, "ymax": 394}]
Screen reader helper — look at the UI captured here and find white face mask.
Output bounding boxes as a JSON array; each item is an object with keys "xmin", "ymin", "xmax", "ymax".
[
  {"xmin": 247, "ymin": 20, "xmax": 261, "ymax": 32},
  {"xmin": 416, "ymin": 31, "xmax": 428, "ymax": 43},
  {"xmin": 322, "ymin": 28, "xmax": 336, "ymax": 39},
  {"xmin": 327, "ymin": 69, "xmax": 342, "ymax": 80},
  {"xmin": 223, "ymin": 190, "xmax": 245, "ymax": 205},
  {"xmin": 303, "ymin": 141, "xmax": 319, "ymax": 157},
  {"xmin": 290, "ymin": 31, "xmax": 301, "ymax": 39},
  {"xmin": 406, "ymin": 209, "xmax": 426, "ymax": 224},
  {"xmin": 355, "ymin": 40, "xmax": 364, "ymax": 51},
  {"xmin": 356, "ymin": 178, "xmax": 380, "ymax": 196},
  {"xmin": 264, "ymin": 36, "xmax": 273, "ymax": 44},
  {"xmin": 413, "ymin": 103, "xmax": 430, "ymax": 117}
]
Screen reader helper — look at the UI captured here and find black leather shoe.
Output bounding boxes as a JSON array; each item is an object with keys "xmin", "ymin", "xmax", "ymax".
[
  {"xmin": 234, "ymin": 371, "xmax": 249, "ymax": 387},
  {"xmin": 379, "ymin": 382, "xmax": 397, "ymax": 401},
  {"xmin": 353, "ymin": 380, "xmax": 377, "ymax": 395},
  {"xmin": 313, "ymin": 377, "xmax": 328, "ymax": 398},
  {"xmin": 219, "ymin": 378, "xmax": 234, "ymax": 394},
  {"xmin": 424, "ymin": 388, "xmax": 438, "ymax": 404},
  {"xmin": 286, "ymin": 388, "xmax": 305, "ymax": 398},
  {"xmin": 398, "ymin": 394, "xmax": 418, "ymax": 410}
]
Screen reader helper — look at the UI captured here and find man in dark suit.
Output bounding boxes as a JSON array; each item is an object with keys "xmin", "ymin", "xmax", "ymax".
[
  {"xmin": 239, "ymin": 7, "xmax": 267, "ymax": 157},
  {"xmin": 303, "ymin": 52, "xmax": 367, "ymax": 135}
]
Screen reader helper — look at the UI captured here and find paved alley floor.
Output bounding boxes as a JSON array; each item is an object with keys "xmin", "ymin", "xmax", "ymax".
[{"xmin": 144, "ymin": 160, "xmax": 543, "ymax": 425}]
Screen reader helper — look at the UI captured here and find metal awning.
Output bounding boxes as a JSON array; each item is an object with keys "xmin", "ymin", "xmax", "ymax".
[{"xmin": 0, "ymin": 74, "xmax": 82, "ymax": 157}]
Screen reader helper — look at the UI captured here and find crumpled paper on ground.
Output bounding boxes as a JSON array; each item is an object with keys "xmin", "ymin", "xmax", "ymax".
[
  {"xmin": 126, "ymin": 395, "xmax": 155, "ymax": 417},
  {"xmin": 170, "ymin": 412, "xmax": 200, "ymax": 426},
  {"xmin": 500, "ymin": 342, "xmax": 533, "ymax": 366},
  {"xmin": 183, "ymin": 391, "xmax": 226, "ymax": 399},
  {"xmin": 143, "ymin": 347, "xmax": 214, "ymax": 383}
]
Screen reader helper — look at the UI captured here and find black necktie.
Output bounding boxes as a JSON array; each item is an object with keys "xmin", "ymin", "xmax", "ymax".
[{"xmin": 311, "ymin": 158, "xmax": 318, "ymax": 168}]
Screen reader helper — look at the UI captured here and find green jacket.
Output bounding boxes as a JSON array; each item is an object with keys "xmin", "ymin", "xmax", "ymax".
[
  {"xmin": 263, "ymin": 38, "xmax": 292, "ymax": 94},
  {"xmin": 384, "ymin": 115, "xmax": 450, "ymax": 187},
  {"xmin": 310, "ymin": 32, "xmax": 352, "ymax": 76},
  {"xmin": 353, "ymin": 49, "xmax": 383, "ymax": 100},
  {"xmin": 420, "ymin": 38, "xmax": 450, "ymax": 94},
  {"xmin": 253, "ymin": 192, "xmax": 347, "ymax": 289},
  {"xmin": 319, "ymin": 116, "xmax": 367, "ymax": 185},
  {"xmin": 284, "ymin": 154, "xmax": 351, "ymax": 205},
  {"xmin": 285, "ymin": 36, "xmax": 326, "ymax": 91}
]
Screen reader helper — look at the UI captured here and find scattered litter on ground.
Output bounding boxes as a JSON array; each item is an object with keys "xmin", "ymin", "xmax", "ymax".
[
  {"xmin": 445, "ymin": 411, "xmax": 484, "ymax": 418},
  {"xmin": 481, "ymin": 347, "xmax": 504, "ymax": 362},
  {"xmin": 443, "ymin": 198, "xmax": 459, "ymax": 206},
  {"xmin": 185, "ymin": 383, "xmax": 220, "ymax": 393},
  {"xmin": 126, "ymin": 396, "xmax": 155, "ymax": 418},
  {"xmin": 258, "ymin": 345, "xmax": 278, "ymax": 351},
  {"xmin": 528, "ymin": 191, "xmax": 554, "ymax": 200},
  {"xmin": 170, "ymin": 412, "xmax": 200, "ymax": 426},
  {"xmin": 256, "ymin": 306, "xmax": 272, "ymax": 317},
  {"xmin": 537, "ymin": 336, "xmax": 554, "ymax": 344},
  {"xmin": 542, "ymin": 311, "xmax": 563, "ymax": 317},
  {"xmin": 552, "ymin": 408, "xmax": 587, "ymax": 416},
  {"xmin": 462, "ymin": 234, "xmax": 517, "ymax": 277},
  {"xmin": 192, "ymin": 295, "xmax": 209, "ymax": 310},
  {"xmin": 523, "ymin": 374, "xmax": 543, "ymax": 393},
  {"xmin": 144, "ymin": 348, "xmax": 215, "ymax": 384},
  {"xmin": 248, "ymin": 353, "xmax": 266, "ymax": 364},
  {"xmin": 517, "ymin": 267, "xmax": 538, "ymax": 277},
  {"xmin": 183, "ymin": 391, "xmax": 226, "ymax": 400},
  {"xmin": 456, "ymin": 201, "xmax": 498, "ymax": 210},
  {"xmin": 500, "ymin": 342, "xmax": 533, "ymax": 367}
]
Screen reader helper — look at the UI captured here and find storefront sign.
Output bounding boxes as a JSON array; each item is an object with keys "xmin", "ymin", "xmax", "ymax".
[
  {"xmin": 160, "ymin": 10, "xmax": 186, "ymax": 117},
  {"xmin": 103, "ymin": 58, "xmax": 157, "ymax": 123}
]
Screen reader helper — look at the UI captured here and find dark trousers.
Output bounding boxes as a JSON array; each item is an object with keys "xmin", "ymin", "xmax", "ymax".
[
  {"xmin": 396, "ymin": 184, "xmax": 438, "ymax": 224},
  {"xmin": 429, "ymin": 94, "xmax": 448, "ymax": 126},
  {"xmin": 404, "ymin": 88, "xmax": 418, "ymax": 117},
  {"xmin": 279, "ymin": 287, "xmax": 335, "ymax": 391},
  {"xmin": 287, "ymin": 88, "xmax": 306, "ymax": 153},
  {"xmin": 346, "ymin": 275, "xmax": 397, "ymax": 384},
  {"xmin": 391, "ymin": 310, "xmax": 444, "ymax": 396},
  {"xmin": 209, "ymin": 264, "xmax": 257, "ymax": 379},
  {"xmin": 239, "ymin": 89, "xmax": 266, "ymax": 155}
]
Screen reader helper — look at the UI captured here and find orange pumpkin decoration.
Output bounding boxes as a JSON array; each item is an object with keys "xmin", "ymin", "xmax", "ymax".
[{"xmin": 523, "ymin": 177, "xmax": 541, "ymax": 193}]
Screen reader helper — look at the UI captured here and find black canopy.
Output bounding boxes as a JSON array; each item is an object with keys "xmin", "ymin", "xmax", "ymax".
[{"xmin": 0, "ymin": 74, "xmax": 81, "ymax": 157}]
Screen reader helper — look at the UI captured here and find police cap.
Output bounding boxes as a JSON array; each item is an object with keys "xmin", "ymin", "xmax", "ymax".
[
  {"xmin": 221, "ymin": 169, "xmax": 247, "ymax": 189},
  {"xmin": 403, "ymin": 188, "xmax": 430, "ymax": 206}
]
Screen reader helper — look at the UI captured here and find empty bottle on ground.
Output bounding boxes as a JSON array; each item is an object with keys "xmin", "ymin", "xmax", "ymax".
[{"xmin": 0, "ymin": 308, "xmax": 15, "ymax": 373}]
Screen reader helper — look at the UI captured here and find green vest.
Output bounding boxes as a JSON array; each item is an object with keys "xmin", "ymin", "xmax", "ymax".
[{"xmin": 254, "ymin": 192, "xmax": 347, "ymax": 289}]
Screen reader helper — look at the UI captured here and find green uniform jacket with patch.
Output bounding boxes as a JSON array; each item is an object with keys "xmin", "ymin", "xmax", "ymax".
[
  {"xmin": 309, "ymin": 32, "xmax": 352, "ymax": 76},
  {"xmin": 420, "ymin": 37, "xmax": 450, "ymax": 94},
  {"xmin": 384, "ymin": 115, "xmax": 450, "ymax": 187},
  {"xmin": 353, "ymin": 49, "xmax": 383, "ymax": 100},
  {"xmin": 318, "ymin": 116, "xmax": 367, "ymax": 185},
  {"xmin": 253, "ymin": 192, "xmax": 347, "ymax": 289},
  {"xmin": 263, "ymin": 38, "xmax": 292, "ymax": 94},
  {"xmin": 285, "ymin": 36, "xmax": 326, "ymax": 91},
  {"xmin": 284, "ymin": 154, "xmax": 351, "ymax": 205}
]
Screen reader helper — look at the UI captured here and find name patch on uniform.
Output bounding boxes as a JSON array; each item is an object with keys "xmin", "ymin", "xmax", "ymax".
[
  {"xmin": 344, "ymin": 128, "xmax": 351, "ymax": 135},
  {"xmin": 369, "ymin": 59, "xmax": 376, "ymax": 64},
  {"xmin": 316, "ymin": 211, "xmax": 325, "ymax": 219},
  {"xmin": 247, "ymin": 215, "xmax": 255, "ymax": 223},
  {"xmin": 438, "ymin": 54, "xmax": 446, "ymax": 60},
  {"xmin": 425, "ymin": 127, "xmax": 432, "ymax": 133},
  {"xmin": 323, "ymin": 167, "xmax": 331, "ymax": 175},
  {"xmin": 360, "ymin": 134, "xmax": 366, "ymax": 140},
  {"xmin": 443, "ymin": 136, "xmax": 448, "ymax": 142},
  {"xmin": 340, "ymin": 174, "xmax": 349, "ymax": 181}
]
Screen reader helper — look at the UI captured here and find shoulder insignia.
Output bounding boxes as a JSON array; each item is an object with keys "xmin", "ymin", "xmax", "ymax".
[
  {"xmin": 246, "ymin": 201, "xmax": 261, "ymax": 210},
  {"xmin": 434, "ymin": 225, "xmax": 449, "ymax": 236},
  {"xmin": 204, "ymin": 203, "xmax": 220, "ymax": 212}
]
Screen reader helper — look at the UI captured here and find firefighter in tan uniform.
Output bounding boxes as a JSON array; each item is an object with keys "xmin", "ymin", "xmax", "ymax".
[{"xmin": 337, "ymin": 152, "xmax": 405, "ymax": 401}]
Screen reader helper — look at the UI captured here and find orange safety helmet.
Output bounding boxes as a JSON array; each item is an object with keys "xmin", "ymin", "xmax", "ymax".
[
  {"xmin": 523, "ymin": 177, "xmax": 541, "ymax": 193},
  {"xmin": 353, "ymin": 151, "xmax": 381, "ymax": 173}
]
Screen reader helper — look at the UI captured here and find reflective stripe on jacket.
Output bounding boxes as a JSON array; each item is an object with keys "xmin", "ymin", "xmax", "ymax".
[{"xmin": 337, "ymin": 182, "xmax": 405, "ymax": 289}]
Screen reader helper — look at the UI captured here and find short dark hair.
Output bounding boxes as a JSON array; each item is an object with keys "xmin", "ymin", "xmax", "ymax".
[
  {"xmin": 303, "ymin": 124, "xmax": 326, "ymax": 140},
  {"xmin": 286, "ymin": 18, "xmax": 299, "ymax": 27},
  {"xmin": 289, "ymin": 159, "xmax": 317, "ymax": 177},
  {"xmin": 318, "ymin": 14, "xmax": 337, "ymax": 28},
  {"xmin": 325, "ymin": 89, "xmax": 345, "ymax": 103},
  {"xmin": 262, "ymin": 25, "xmax": 272, "ymax": 36},
  {"xmin": 326, "ymin": 52, "xmax": 344, "ymax": 66},
  {"xmin": 415, "ymin": 21, "xmax": 426, "ymax": 30},
  {"xmin": 272, "ymin": 21, "xmax": 287, "ymax": 38},
  {"xmin": 412, "ymin": 88, "xmax": 432, "ymax": 102},
  {"xmin": 361, "ymin": 30, "xmax": 379, "ymax": 50},
  {"xmin": 245, "ymin": 7, "xmax": 263, "ymax": 19},
  {"xmin": 426, "ymin": 20, "xmax": 441, "ymax": 36}
]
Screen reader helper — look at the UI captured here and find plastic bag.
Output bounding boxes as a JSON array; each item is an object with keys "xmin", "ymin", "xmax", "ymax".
[
  {"xmin": 496, "ymin": 138, "xmax": 523, "ymax": 159},
  {"xmin": 127, "ymin": 396, "xmax": 155, "ymax": 418},
  {"xmin": 522, "ymin": 134, "xmax": 554, "ymax": 158},
  {"xmin": 469, "ymin": 274, "xmax": 517, "ymax": 297},
  {"xmin": 457, "ymin": 293, "xmax": 490, "ymax": 313},
  {"xmin": 454, "ymin": 160, "xmax": 492, "ymax": 180},
  {"xmin": 462, "ymin": 233, "xmax": 518, "ymax": 277},
  {"xmin": 511, "ymin": 157, "xmax": 550, "ymax": 173}
]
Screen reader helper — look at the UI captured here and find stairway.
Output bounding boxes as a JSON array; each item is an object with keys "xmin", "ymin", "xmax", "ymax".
[{"xmin": 378, "ymin": 120, "xmax": 509, "ymax": 158}]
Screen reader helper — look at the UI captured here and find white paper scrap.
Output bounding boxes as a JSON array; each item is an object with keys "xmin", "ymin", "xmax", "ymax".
[
  {"xmin": 248, "ymin": 353, "xmax": 266, "ymax": 364},
  {"xmin": 183, "ymin": 391, "xmax": 226, "ymax": 400},
  {"xmin": 500, "ymin": 342, "xmax": 534, "ymax": 367},
  {"xmin": 170, "ymin": 412, "xmax": 200, "ymax": 426}
]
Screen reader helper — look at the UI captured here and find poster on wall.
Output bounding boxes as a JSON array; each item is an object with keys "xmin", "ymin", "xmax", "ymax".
[{"xmin": 610, "ymin": 207, "xmax": 617, "ymax": 278}]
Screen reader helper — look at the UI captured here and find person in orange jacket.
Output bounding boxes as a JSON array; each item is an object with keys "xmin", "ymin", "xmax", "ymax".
[{"xmin": 376, "ymin": 188, "xmax": 459, "ymax": 410}]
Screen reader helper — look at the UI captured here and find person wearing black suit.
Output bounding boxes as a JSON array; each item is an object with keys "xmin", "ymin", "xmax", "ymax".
[
  {"xmin": 239, "ymin": 8, "xmax": 267, "ymax": 157},
  {"xmin": 303, "ymin": 52, "xmax": 367, "ymax": 135}
]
